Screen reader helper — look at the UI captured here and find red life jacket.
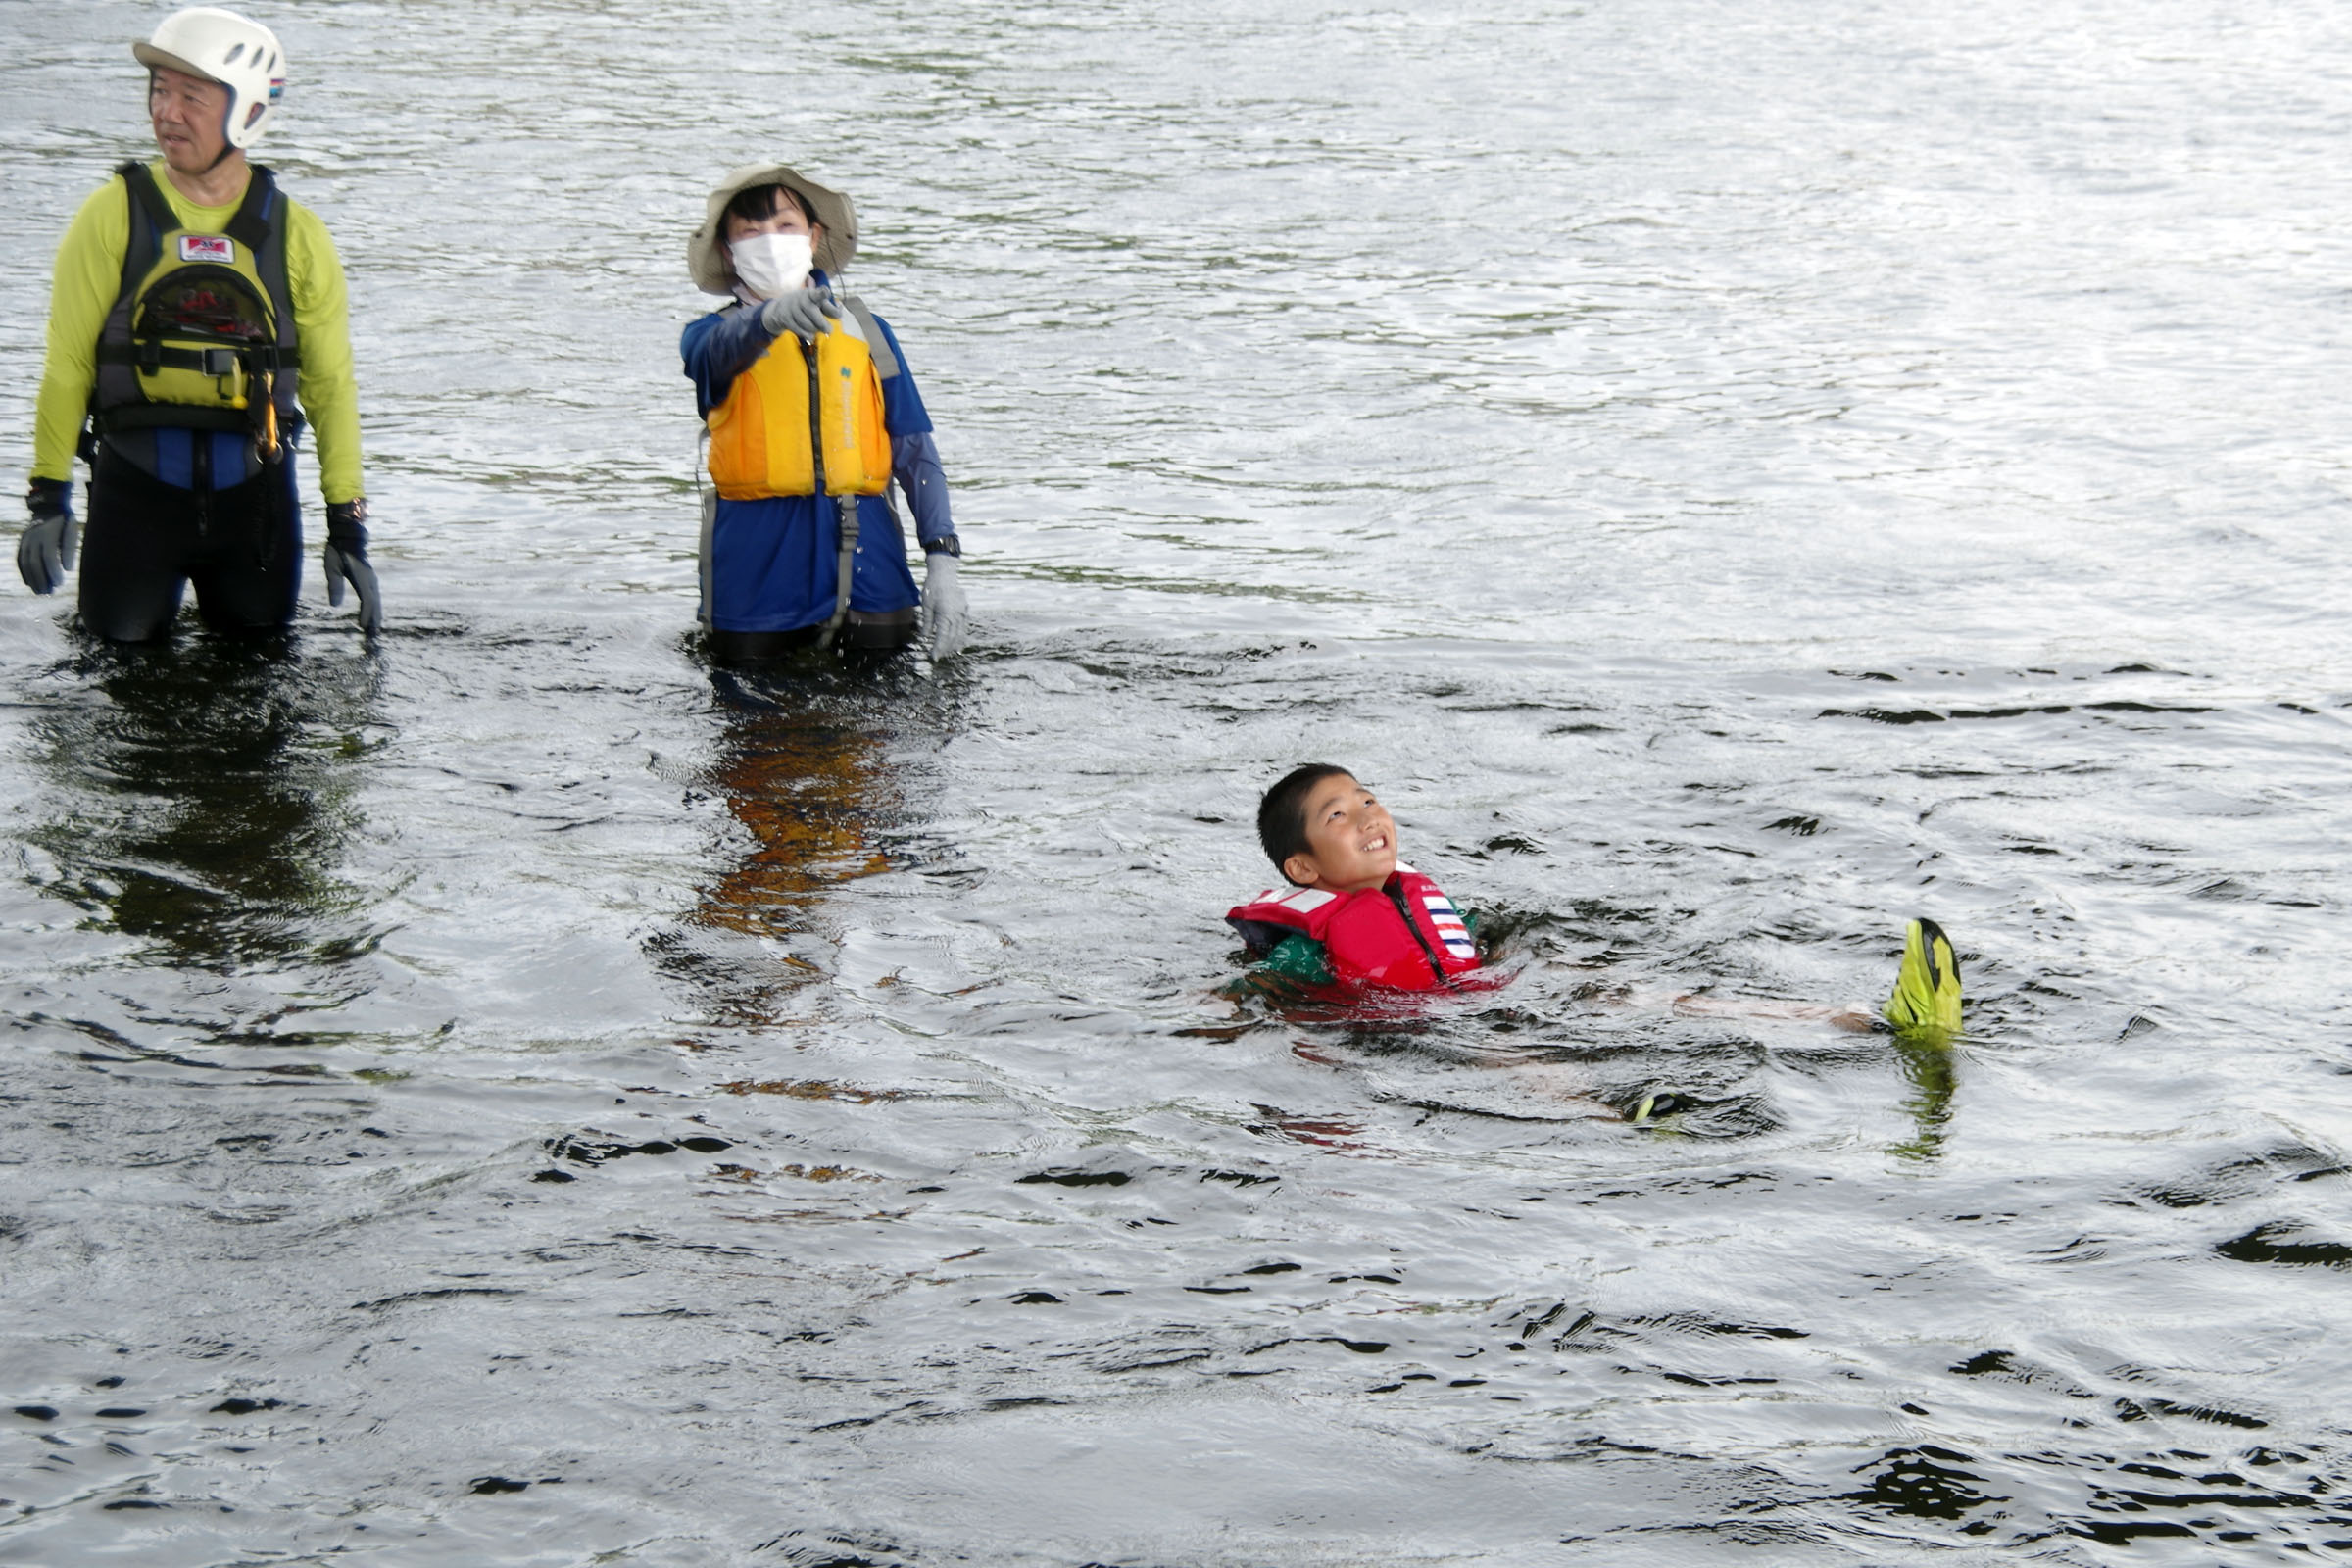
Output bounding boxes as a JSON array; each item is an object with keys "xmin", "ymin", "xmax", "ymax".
[{"xmin": 1225, "ymin": 865, "xmax": 1480, "ymax": 991}]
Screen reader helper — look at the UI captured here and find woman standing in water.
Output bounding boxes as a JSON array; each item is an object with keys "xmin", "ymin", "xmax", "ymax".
[{"xmin": 680, "ymin": 164, "xmax": 966, "ymax": 662}]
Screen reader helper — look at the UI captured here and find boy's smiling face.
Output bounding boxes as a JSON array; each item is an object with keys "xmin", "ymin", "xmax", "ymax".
[{"xmin": 1284, "ymin": 773, "xmax": 1398, "ymax": 893}]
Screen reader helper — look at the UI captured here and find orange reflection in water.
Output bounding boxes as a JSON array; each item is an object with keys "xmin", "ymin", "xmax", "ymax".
[
  {"xmin": 662, "ymin": 675, "xmax": 901, "ymax": 1032},
  {"xmin": 693, "ymin": 703, "xmax": 894, "ymax": 942}
]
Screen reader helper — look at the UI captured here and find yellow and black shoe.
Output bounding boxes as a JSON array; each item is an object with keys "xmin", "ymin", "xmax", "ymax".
[
  {"xmin": 1630, "ymin": 1090, "xmax": 1696, "ymax": 1126},
  {"xmin": 1884, "ymin": 917, "xmax": 1962, "ymax": 1038}
]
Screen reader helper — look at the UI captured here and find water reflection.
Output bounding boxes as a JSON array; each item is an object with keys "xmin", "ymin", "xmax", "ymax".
[
  {"xmin": 656, "ymin": 660, "xmax": 904, "ymax": 1031},
  {"xmin": 24, "ymin": 636, "xmax": 384, "ymax": 972},
  {"xmin": 1889, "ymin": 1036, "xmax": 1957, "ymax": 1163}
]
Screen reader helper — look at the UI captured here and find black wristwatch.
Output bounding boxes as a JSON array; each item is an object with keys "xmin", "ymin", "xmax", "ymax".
[{"xmin": 923, "ymin": 533, "xmax": 961, "ymax": 559}]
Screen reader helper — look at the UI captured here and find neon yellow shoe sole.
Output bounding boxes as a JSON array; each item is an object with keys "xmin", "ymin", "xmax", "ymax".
[{"xmin": 1884, "ymin": 917, "xmax": 1962, "ymax": 1037}]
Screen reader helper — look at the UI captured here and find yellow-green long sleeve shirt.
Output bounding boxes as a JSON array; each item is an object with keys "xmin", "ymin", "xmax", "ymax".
[{"xmin": 32, "ymin": 160, "xmax": 365, "ymax": 504}]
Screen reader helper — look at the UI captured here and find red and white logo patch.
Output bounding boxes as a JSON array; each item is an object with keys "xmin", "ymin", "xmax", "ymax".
[{"xmin": 178, "ymin": 234, "xmax": 235, "ymax": 263}]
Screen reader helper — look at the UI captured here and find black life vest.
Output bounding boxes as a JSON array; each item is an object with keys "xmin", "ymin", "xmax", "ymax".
[{"xmin": 90, "ymin": 161, "xmax": 301, "ymax": 483}]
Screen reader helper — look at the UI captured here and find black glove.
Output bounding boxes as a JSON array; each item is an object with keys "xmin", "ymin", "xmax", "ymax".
[
  {"xmin": 18, "ymin": 479, "xmax": 77, "ymax": 595},
  {"xmin": 322, "ymin": 499, "xmax": 382, "ymax": 633},
  {"xmin": 759, "ymin": 286, "xmax": 843, "ymax": 340}
]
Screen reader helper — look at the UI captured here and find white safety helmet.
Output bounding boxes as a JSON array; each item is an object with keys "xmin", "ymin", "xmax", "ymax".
[{"xmin": 134, "ymin": 8, "xmax": 288, "ymax": 151}]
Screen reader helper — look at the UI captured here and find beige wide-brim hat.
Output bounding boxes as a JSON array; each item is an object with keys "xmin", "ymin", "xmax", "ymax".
[{"xmin": 687, "ymin": 163, "xmax": 858, "ymax": 296}]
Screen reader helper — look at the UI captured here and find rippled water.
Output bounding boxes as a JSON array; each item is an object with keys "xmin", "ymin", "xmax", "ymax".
[{"xmin": 4, "ymin": 2, "xmax": 2350, "ymax": 1562}]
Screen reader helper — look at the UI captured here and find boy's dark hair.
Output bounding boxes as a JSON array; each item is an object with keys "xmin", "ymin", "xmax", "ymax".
[
  {"xmin": 724, "ymin": 182, "xmax": 815, "ymax": 230},
  {"xmin": 1258, "ymin": 762, "xmax": 1355, "ymax": 881}
]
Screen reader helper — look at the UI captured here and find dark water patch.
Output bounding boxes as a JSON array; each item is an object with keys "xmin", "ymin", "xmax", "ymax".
[
  {"xmin": 2113, "ymin": 1397, "xmax": 2269, "ymax": 1430},
  {"xmin": 351, "ymin": 1288, "xmax": 521, "ymax": 1312},
  {"xmin": 468, "ymin": 1475, "xmax": 552, "ymax": 1495},
  {"xmin": 546, "ymin": 1134, "xmax": 734, "ymax": 1166},
  {"xmin": 1948, "ymin": 1349, "xmax": 2099, "ymax": 1400},
  {"xmin": 2215, "ymin": 1221, "xmax": 2352, "ymax": 1269},
  {"xmin": 1947, "ymin": 705, "xmax": 2074, "ymax": 719},
  {"xmin": 1480, "ymin": 833, "xmax": 1545, "ymax": 857},
  {"xmin": 2069, "ymin": 1517, "xmax": 2197, "ymax": 1544},
  {"xmin": 1015, "ymin": 1168, "xmax": 1134, "ymax": 1188},
  {"xmin": 2138, "ymin": 1144, "xmax": 2345, "ymax": 1208},
  {"xmin": 1624, "ymin": 1314, "xmax": 1808, "ymax": 1341},
  {"xmin": 753, "ymin": 1527, "xmax": 911, "ymax": 1566},
  {"xmin": 1245, "ymin": 1336, "xmax": 1389, "ymax": 1356},
  {"xmin": 210, "ymin": 1397, "xmax": 281, "ymax": 1415},
  {"xmin": 1817, "ymin": 708, "xmax": 1945, "ymax": 724}
]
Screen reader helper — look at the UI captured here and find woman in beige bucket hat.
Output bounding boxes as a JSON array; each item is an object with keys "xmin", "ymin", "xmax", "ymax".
[{"xmin": 681, "ymin": 163, "xmax": 966, "ymax": 662}]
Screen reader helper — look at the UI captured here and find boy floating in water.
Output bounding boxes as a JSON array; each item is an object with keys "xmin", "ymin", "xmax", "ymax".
[
  {"xmin": 1226, "ymin": 762, "xmax": 1964, "ymax": 1035},
  {"xmin": 1227, "ymin": 763, "xmax": 1484, "ymax": 992}
]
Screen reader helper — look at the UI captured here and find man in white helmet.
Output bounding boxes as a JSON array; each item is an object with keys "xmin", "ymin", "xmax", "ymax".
[{"xmin": 19, "ymin": 6, "xmax": 379, "ymax": 639}]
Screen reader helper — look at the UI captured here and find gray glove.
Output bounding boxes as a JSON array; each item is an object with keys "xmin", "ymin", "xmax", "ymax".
[
  {"xmin": 760, "ymin": 286, "xmax": 843, "ymax": 340},
  {"xmin": 323, "ymin": 499, "xmax": 382, "ymax": 633},
  {"xmin": 18, "ymin": 478, "xmax": 77, "ymax": 595},
  {"xmin": 920, "ymin": 550, "xmax": 967, "ymax": 662}
]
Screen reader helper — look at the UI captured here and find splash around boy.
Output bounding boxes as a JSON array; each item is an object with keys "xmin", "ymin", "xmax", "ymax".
[{"xmin": 1227, "ymin": 762, "xmax": 1966, "ymax": 1036}]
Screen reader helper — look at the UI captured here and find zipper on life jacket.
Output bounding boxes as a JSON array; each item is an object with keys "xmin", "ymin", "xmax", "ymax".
[{"xmin": 1385, "ymin": 881, "xmax": 1459, "ymax": 990}]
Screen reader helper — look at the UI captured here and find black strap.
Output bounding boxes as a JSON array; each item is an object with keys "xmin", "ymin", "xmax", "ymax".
[
  {"xmin": 93, "ymin": 403, "xmax": 252, "ymax": 435},
  {"xmin": 118, "ymin": 160, "xmax": 281, "ymax": 258},
  {"xmin": 1385, "ymin": 883, "xmax": 1464, "ymax": 991},
  {"xmin": 225, "ymin": 164, "xmax": 275, "ymax": 252},
  {"xmin": 117, "ymin": 160, "xmax": 178, "ymax": 238},
  {"xmin": 96, "ymin": 342, "xmax": 300, "ymax": 373}
]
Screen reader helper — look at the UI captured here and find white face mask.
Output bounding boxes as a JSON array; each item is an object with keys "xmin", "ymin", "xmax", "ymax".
[{"xmin": 730, "ymin": 231, "xmax": 812, "ymax": 300}]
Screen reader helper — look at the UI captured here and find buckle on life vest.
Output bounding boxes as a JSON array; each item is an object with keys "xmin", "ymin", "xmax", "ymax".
[{"xmin": 201, "ymin": 347, "xmax": 240, "ymax": 376}]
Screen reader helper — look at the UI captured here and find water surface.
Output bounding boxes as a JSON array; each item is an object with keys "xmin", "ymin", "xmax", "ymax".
[{"xmin": 2, "ymin": 2, "xmax": 2349, "ymax": 1562}]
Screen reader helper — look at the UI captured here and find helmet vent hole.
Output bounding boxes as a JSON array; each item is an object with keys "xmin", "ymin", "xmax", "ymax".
[{"xmin": 223, "ymin": 42, "xmax": 245, "ymax": 65}]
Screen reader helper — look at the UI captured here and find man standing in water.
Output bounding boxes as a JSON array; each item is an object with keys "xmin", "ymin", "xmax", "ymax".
[{"xmin": 19, "ymin": 7, "xmax": 380, "ymax": 639}]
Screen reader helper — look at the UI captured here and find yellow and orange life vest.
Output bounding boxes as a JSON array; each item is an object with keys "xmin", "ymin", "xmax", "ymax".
[{"xmin": 706, "ymin": 308, "xmax": 891, "ymax": 501}]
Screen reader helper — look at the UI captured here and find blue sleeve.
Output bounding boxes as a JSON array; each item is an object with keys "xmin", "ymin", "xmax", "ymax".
[
  {"xmin": 892, "ymin": 430, "xmax": 953, "ymax": 548},
  {"xmin": 867, "ymin": 312, "xmax": 954, "ymax": 547},
  {"xmin": 680, "ymin": 305, "xmax": 776, "ymax": 419}
]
